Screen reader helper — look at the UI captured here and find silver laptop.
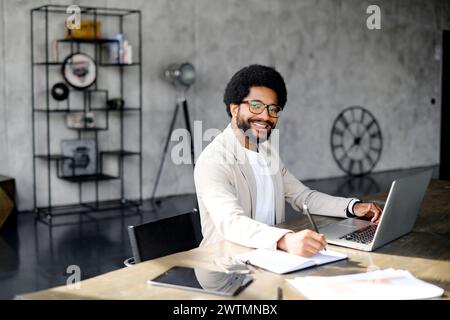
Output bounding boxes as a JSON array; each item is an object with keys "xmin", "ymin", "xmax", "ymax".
[{"xmin": 320, "ymin": 168, "xmax": 433, "ymax": 251}]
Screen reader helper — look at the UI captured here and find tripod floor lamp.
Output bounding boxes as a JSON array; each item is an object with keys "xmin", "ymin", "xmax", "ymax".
[{"xmin": 151, "ymin": 63, "xmax": 196, "ymax": 204}]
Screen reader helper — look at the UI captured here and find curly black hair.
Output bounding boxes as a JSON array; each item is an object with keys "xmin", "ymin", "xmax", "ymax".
[{"xmin": 223, "ymin": 64, "xmax": 287, "ymax": 117}]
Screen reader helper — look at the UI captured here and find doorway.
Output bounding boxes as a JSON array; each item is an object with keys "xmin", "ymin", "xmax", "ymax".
[{"xmin": 440, "ymin": 30, "xmax": 450, "ymax": 179}]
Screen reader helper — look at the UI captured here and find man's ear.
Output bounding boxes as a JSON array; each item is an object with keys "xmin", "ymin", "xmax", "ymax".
[{"xmin": 230, "ymin": 103, "xmax": 239, "ymax": 117}]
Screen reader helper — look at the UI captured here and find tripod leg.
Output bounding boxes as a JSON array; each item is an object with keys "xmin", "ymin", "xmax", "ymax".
[
  {"xmin": 181, "ymin": 98, "xmax": 195, "ymax": 167},
  {"xmin": 150, "ymin": 102, "xmax": 180, "ymax": 203}
]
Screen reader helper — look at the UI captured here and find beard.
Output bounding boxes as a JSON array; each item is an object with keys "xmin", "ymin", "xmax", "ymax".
[{"xmin": 236, "ymin": 110, "xmax": 275, "ymax": 143}]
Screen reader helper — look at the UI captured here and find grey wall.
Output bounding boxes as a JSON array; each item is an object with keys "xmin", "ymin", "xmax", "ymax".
[{"xmin": 0, "ymin": 0, "xmax": 448, "ymax": 211}]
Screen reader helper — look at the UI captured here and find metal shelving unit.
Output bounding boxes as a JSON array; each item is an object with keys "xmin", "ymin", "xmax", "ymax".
[{"xmin": 31, "ymin": 5, "xmax": 143, "ymax": 224}]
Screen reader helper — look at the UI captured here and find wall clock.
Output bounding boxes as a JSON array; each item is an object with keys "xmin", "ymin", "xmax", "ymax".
[
  {"xmin": 330, "ymin": 106, "xmax": 382, "ymax": 176},
  {"xmin": 62, "ymin": 53, "xmax": 96, "ymax": 90}
]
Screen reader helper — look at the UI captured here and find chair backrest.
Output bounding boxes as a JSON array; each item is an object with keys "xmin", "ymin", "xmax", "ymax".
[{"xmin": 127, "ymin": 208, "xmax": 202, "ymax": 263}]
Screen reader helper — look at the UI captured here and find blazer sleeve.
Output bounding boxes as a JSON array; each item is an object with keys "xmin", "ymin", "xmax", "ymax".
[
  {"xmin": 194, "ymin": 157, "xmax": 291, "ymax": 249},
  {"xmin": 281, "ymin": 164, "xmax": 352, "ymax": 218}
]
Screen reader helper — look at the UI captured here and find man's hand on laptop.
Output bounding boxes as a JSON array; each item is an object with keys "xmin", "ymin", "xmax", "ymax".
[
  {"xmin": 277, "ymin": 230, "xmax": 327, "ymax": 257},
  {"xmin": 353, "ymin": 202, "xmax": 383, "ymax": 224}
]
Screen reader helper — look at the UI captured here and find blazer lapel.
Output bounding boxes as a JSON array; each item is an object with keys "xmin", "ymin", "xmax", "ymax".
[
  {"xmin": 223, "ymin": 125, "xmax": 257, "ymax": 219},
  {"xmin": 222, "ymin": 124, "xmax": 284, "ymax": 224}
]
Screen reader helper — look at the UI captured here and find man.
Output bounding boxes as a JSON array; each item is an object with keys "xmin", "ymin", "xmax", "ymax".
[{"xmin": 194, "ymin": 64, "xmax": 382, "ymax": 257}]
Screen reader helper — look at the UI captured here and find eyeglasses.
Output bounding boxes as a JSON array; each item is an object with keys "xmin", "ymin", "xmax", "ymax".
[{"xmin": 240, "ymin": 100, "xmax": 282, "ymax": 118}]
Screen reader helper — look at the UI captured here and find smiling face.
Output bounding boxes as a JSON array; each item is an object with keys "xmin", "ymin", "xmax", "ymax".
[{"xmin": 230, "ymin": 86, "xmax": 279, "ymax": 142}]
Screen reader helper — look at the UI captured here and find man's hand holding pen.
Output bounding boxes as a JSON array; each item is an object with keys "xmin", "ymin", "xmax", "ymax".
[
  {"xmin": 277, "ymin": 202, "xmax": 328, "ymax": 257},
  {"xmin": 277, "ymin": 198, "xmax": 383, "ymax": 257},
  {"xmin": 277, "ymin": 229, "xmax": 327, "ymax": 257}
]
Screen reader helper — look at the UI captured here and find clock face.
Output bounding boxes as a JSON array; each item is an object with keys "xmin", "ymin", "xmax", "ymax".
[{"xmin": 330, "ymin": 106, "xmax": 382, "ymax": 176}]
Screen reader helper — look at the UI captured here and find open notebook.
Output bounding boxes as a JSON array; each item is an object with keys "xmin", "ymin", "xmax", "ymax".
[{"xmin": 235, "ymin": 248, "xmax": 347, "ymax": 274}]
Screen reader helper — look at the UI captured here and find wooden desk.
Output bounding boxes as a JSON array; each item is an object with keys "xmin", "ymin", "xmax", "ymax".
[{"xmin": 17, "ymin": 180, "xmax": 450, "ymax": 300}]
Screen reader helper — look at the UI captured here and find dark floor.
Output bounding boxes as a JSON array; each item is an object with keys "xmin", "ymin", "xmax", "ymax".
[{"xmin": 0, "ymin": 165, "xmax": 439, "ymax": 299}]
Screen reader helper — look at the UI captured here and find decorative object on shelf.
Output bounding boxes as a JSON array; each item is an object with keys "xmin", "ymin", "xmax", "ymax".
[
  {"xmin": 123, "ymin": 40, "xmax": 133, "ymax": 64},
  {"xmin": 65, "ymin": 20, "xmax": 102, "ymax": 40},
  {"xmin": 52, "ymin": 39, "xmax": 59, "ymax": 63},
  {"xmin": 107, "ymin": 98, "xmax": 124, "ymax": 110},
  {"xmin": 330, "ymin": 106, "xmax": 383, "ymax": 177},
  {"xmin": 61, "ymin": 139, "xmax": 97, "ymax": 177},
  {"xmin": 66, "ymin": 112, "xmax": 96, "ymax": 128},
  {"xmin": 51, "ymin": 82, "xmax": 69, "ymax": 101},
  {"xmin": 62, "ymin": 53, "xmax": 97, "ymax": 90},
  {"xmin": 102, "ymin": 33, "xmax": 132, "ymax": 64}
]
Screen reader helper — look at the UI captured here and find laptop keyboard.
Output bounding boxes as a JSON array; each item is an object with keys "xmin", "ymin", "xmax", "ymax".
[{"xmin": 339, "ymin": 224, "xmax": 378, "ymax": 245}]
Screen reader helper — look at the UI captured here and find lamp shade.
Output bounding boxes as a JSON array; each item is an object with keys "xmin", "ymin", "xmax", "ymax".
[{"xmin": 165, "ymin": 62, "xmax": 196, "ymax": 88}]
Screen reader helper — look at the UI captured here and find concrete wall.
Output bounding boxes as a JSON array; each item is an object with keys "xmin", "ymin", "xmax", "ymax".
[
  {"xmin": 0, "ymin": 1, "xmax": 7, "ymax": 173},
  {"xmin": 0, "ymin": 0, "xmax": 448, "ymax": 210}
]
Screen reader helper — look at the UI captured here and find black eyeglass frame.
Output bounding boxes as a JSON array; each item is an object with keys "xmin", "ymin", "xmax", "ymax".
[{"xmin": 240, "ymin": 99, "xmax": 282, "ymax": 118}]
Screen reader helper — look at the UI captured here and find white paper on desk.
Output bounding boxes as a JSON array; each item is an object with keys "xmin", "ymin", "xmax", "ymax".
[
  {"xmin": 235, "ymin": 248, "xmax": 347, "ymax": 274},
  {"xmin": 286, "ymin": 268, "xmax": 444, "ymax": 300}
]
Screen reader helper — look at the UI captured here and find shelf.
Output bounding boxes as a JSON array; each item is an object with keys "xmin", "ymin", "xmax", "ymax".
[
  {"xmin": 32, "ymin": 5, "xmax": 139, "ymax": 17},
  {"xmin": 33, "ymin": 62, "xmax": 62, "ymax": 66},
  {"xmin": 34, "ymin": 108, "xmax": 82, "ymax": 113},
  {"xmin": 99, "ymin": 62, "xmax": 141, "ymax": 67},
  {"xmin": 101, "ymin": 150, "xmax": 141, "ymax": 156},
  {"xmin": 35, "ymin": 199, "xmax": 141, "ymax": 225},
  {"xmin": 35, "ymin": 154, "xmax": 72, "ymax": 161},
  {"xmin": 91, "ymin": 107, "xmax": 141, "ymax": 112},
  {"xmin": 36, "ymin": 203, "xmax": 94, "ymax": 216},
  {"xmin": 83, "ymin": 199, "xmax": 141, "ymax": 211},
  {"xmin": 34, "ymin": 108, "xmax": 141, "ymax": 113},
  {"xmin": 57, "ymin": 38, "xmax": 120, "ymax": 44},
  {"xmin": 68, "ymin": 127, "xmax": 108, "ymax": 131},
  {"xmin": 37, "ymin": 199, "xmax": 140, "ymax": 213},
  {"xmin": 59, "ymin": 174, "xmax": 118, "ymax": 182},
  {"xmin": 31, "ymin": 4, "xmax": 142, "ymax": 219},
  {"xmin": 33, "ymin": 62, "xmax": 141, "ymax": 66}
]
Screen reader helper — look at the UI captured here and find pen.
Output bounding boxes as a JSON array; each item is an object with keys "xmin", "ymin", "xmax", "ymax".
[
  {"xmin": 277, "ymin": 286, "xmax": 283, "ymax": 300},
  {"xmin": 277, "ymin": 287, "xmax": 283, "ymax": 300},
  {"xmin": 244, "ymin": 260, "xmax": 257, "ymax": 272},
  {"xmin": 303, "ymin": 203, "xmax": 327, "ymax": 251}
]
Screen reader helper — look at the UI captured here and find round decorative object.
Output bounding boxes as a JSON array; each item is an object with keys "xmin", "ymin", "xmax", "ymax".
[
  {"xmin": 107, "ymin": 98, "xmax": 125, "ymax": 110},
  {"xmin": 62, "ymin": 53, "xmax": 96, "ymax": 90},
  {"xmin": 51, "ymin": 82, "xmax": 69, "ymax": 101},
  {"xmin": 330, "ymin": 106, "xmax": 383, "ymax": 176}
]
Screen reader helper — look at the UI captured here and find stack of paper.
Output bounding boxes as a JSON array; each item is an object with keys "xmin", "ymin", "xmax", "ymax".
[{"xmin": 287, "ymin": 268, "xmax": 444, "ymax": 300}]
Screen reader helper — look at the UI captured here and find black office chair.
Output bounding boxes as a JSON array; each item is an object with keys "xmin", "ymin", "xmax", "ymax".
[{"xmin": 124, "ymin": 208, "xmax": 202, "ymax": 266}]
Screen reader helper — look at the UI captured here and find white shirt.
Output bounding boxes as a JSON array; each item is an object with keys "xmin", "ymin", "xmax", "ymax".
[
  {"xmin": 244, "ymin": 148, "xmax": 275, "ymax": 226},
  {"xmin": 244, "ymin": 149, "xmax": 359, "ymax": 225}
]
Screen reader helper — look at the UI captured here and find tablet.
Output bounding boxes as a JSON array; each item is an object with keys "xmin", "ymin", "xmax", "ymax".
[{"xmin": 148, "ymin": 266, "xmax": 253, "ymax": 296}]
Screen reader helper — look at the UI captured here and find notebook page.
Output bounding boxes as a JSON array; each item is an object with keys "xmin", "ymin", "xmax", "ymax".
[
  {"xmin": 309, "ymin": 249, "xmax": 348, "ymax": 266},
  {"xmin": 235, "ymin": 249, "xmax": 316, "ymax": 274}
]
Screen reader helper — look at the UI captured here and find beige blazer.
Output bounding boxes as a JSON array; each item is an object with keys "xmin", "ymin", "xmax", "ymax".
[{"xmin": 194, "ymin": 124, "xmax": 353, "ymax": 249}]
